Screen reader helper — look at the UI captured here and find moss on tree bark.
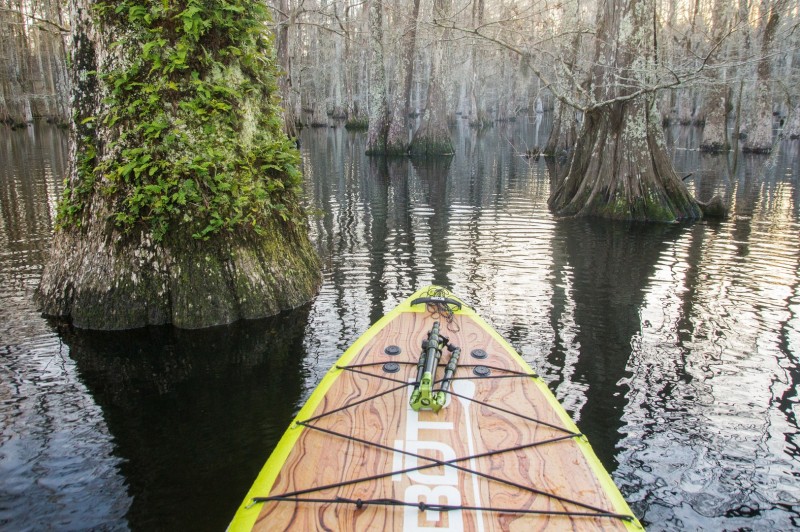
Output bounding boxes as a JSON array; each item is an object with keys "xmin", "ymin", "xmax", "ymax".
[
  {"xmin": 548, "ymin": 0, "xmax": 702, "ymax": 222},
  {"xmin": 549, "ymin": 99, "xmax": 702, "ymax": 221},
  {"xmin": 38, "ymin": 218, "xmax": 319, "ymax": 329},
  {"xmin": 36, "ymin": 0, "xmax": 320, "ymax": 329}
]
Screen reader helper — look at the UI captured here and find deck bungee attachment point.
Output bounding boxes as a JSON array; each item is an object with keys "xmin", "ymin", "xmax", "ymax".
[{"xmin": 229, "ymin": 286, "xmax": 644, "ymax": 531}]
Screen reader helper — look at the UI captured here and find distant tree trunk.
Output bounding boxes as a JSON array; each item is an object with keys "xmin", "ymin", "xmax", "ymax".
[
  {"xmin": 549, "ymin": 0, "xmax": 701, "ymax": 221},
  {"xmin": 402, "ymin": 0, "xmax": 421, "ymax": 121},
  {"xmin": 676, "ymin": 90, "xmax": 695, "ymax": 124},
  {"xmin": 330, "ymin": 37, "xmax": 346, "ymax": 119},
  {"xmin": 785, "ymin": 104, "xmax": 800, "ymax": 139},
  {"xmin": 729, "ymin": 0, "xmax": 751, "ymax": 145},
  {"xmin": 742, "ymin": 0, "xmax": 782, "ymax": 153},
  {"xmin": 656, "ymin": 0, "xmax": 676, "ymax": 124},
  {"xmin": 384, "ymin": 0, "xmax": 420, "ymax": 154},
  {"xmin": 275, "ymin": 0, "xmax": 298, "ymax": 139},
  {"xmin": 497, "ymin": 55, "xmax": 518, "ymax": 122},
  {"xmin": 699, "ymin": 86, "xmax": 728, "ymax": 152},
  {"xmin": 37, "ymin": 0, "xmax": 320, "ymax": 329},
  {"xmin": 328, "ymin": 0, "xmax": 346, "ymax": 121},
  {"xmin": 467, "ymin": 0, "xmax": 490, "ymax": 128},
  {"xmin": 365, "ymin": 0, "xmax": 390, "ymax": 154},
  {"xmin": 410, "ymin": 0, "xmax": 453, "ymax": 156},
  {"xmin": 309, "ymin": 101, "xmax": 328, "ymax": 127},
  {"xmin": 677, "ymin": 0, "xmax": 701, "ymax": 125},
  {"xmin": 699, "ymin": 0, "xmax": 731, "ymax": 152},
  {"xmin": 309, "ymin": 18, "xmax": 329, "ymax": 128}
]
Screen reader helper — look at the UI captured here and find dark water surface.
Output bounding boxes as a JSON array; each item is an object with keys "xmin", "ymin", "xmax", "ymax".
[{"xmin": 1, "ymin": 121, "xmax": 798, "ymax": 530}]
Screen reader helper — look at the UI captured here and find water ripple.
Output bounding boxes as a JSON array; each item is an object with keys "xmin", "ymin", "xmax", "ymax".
[{"xmin": 2, "ymin": 123, "xmax": 799, "ymax": 530}]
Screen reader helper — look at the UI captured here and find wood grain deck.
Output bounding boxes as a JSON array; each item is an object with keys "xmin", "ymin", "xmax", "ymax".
[{"xmin": 251, "ymin": 310, "xmax": 631, "ymax": 531}]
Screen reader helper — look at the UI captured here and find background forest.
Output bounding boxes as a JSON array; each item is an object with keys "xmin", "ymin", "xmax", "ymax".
[{"xmin": 2, "ymin": 0, "xmax": 799, "ymax": 156}]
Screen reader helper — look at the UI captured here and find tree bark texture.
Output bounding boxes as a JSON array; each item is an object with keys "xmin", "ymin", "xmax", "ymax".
[
  {"xmin": 384, "ymin": 0, "xmax": 420, "ymax": 155},
  {"xmin": 545, "ymin": 2, "xmax": 582, "ymax": 154},
  {"xmin": 699, "ymin": 85, "xmax": 728, "ymax": 152},
  {"xmin": 699, "ymin": 0, "xmax": 731, "ymax": 152},
  {"xmin": 275, "ymin": 0, "xmax": 298, "ymax": 139},
  {"xmin": 410, "ymin": 0, "xmax": 453, "ymax": 156},
  {"xmin": 36, "ymin": 0, "xmax": 321, "ymax": 330},
  {"xmin": 545, "ymin": 99, "xmax": 577, "ymax": 156},
  {"xmin": 549, "ymin": 0, "xmax": 701, "ymax": 221},
  {"xmin": 785, "ymin": 104, "xmax": 800, "ymax": 139},
  {"xmin": 676, "ymin": 90, "xmax": 695, "ymax": 124},
  {"xmin": 550, "ymin": 99, "xmax": 700, "ymax": 220},
  {"xmin": 742, "ymin": 0, "xmax": 782, "ymax": 153},
  {"xmin": 365, "ymin": 0, "xmax": 390, "ymax": 154},
  {"xmin": 467, "ymin": 0, "xmax": 490, "ymax": 128}
]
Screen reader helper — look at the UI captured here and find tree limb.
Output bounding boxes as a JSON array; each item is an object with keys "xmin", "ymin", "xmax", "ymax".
[{"xmin": 0, "ymin": 6, "xmax": 70, "ymax": 33}]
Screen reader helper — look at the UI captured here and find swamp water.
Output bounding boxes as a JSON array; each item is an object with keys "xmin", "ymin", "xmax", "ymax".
[{"xmin": 1, "ymin": 120, "xmax": 798, "ymax": 530}]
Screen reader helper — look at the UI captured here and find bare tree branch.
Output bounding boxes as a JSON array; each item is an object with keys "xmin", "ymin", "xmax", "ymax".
[{"xmin": 0, "ymin": 6, "xmax": 70, "ymax": 33}]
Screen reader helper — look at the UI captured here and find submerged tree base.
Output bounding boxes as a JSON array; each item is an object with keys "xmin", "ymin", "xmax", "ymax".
[
  {"xmin": 345, "ymin": 117, "xmax": 369, "ymax": 130},
  {"xmin": 410, "ymin": 126, "xmax": 454, "ymax": 156},
  {"xmin": 699, "ymin": 141, "xmax": 731, "ymax": 153},
  {"xmin": 741, "ymin": 145, "xmax": 773, "ymax": 154},
  {"xmin": 549, "ymin": 101, "xmax": 703, "ymax": 222},
  {"xmin": 37, "ymin": 219, "xmax": 321, "ymax": 330},
  {"xmin": 469, "ymin": 112, "xmax": 492, "ymax": 129},
  {"xmin": 697, "ymin": 195, "xmax": 728, "ymax": 218},
  {"xmin": 366, "ymin": 146, "xmax": 409, "ymax": 156}
]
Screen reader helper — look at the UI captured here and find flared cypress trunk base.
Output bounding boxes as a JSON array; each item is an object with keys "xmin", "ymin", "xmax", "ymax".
[
  {"xmin": 410, "ymin": 121, "xmax": 453, "ymax": 156},
  {"xmin": 469, "ymin": 111, "xmax": 492, "ymax": 129},
  {"xmin": 410, "ymin": 137, "xmax": 454, "ymax": 156},
  {"xmin": 36, "ymin": 219, "xmax": 321, "ymax": 330},
  {"xmin": 699, "ymin": 141, "xmax": 731, "ymax": 153},
  {"xmin": 741, "ymin": 145, "xmax": 773, "ymax": 154},
  {"xmin": 549, "ymin": 102, "xmax": 702, "ymax": 222}
]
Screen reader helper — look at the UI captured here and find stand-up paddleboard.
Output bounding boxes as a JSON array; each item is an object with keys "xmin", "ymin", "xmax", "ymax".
[{"xmin": 229, "ymin": 286, "xmax": 643, "ymax": 531}]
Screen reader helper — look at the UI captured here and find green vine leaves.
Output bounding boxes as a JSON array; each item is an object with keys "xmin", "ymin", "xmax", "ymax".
[{"xmin": 57, "ymin": 0, "xmax": 303, "ymax": 242}]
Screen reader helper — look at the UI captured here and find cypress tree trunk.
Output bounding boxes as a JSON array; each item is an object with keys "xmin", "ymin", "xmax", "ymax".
[
  {"xmin": 545, "ymin": 2, "xmax": 581, "ymax": 156},
  {"xmin": 545, "ymin": 99, "xmax": 577, "ymax": 156},
  {"xmin": 410, "ymin": 0, "xmax": 453, "ymax": 157},
  {"xmin": 550, "ymin": 98, "xmax": 700, "ymax": 220},
  {"xmin": 365, "ymin": 0, "xmax": 390, "ymax": 155},
  {"xmin": 742, "ymin": 0, "xmax": 782, "ymax": 153},
  {"xmin": 275, "ymin": 0, "xmax": 298, "ymax": 140},
  {"xmin": 36, "ymin": 0, "xmax": 320, "ymax": 330},
  {"xmin": 330, "ymin": 24, "xmax": 346, "ymax": 121},
  {"xmin": 384, "ymin": 0, "xmax": 420, "ymax": 155},
  {"xmin": 676, "ymin": 90, "xmax": 695, "ymax": 125},
  {"xmin": 466, "ymin": 0, "xmax": 490, "ymax": 129},
  {"xmin": 549, "ymin": 0, "xmax": 701, "ymax": 222},
  {"xmin": 699, "ymin": 85, "xmax": 729, "ymax": 152},
  {"xmin": 308, "ymin": 102, "xmax": 328, "ymax": 127},
  {"xmin": 699, "ymin": 0, "xmax": 731, "ymax": 153},
  {"xmin": 785, "ymin": 104, "xmax": 800, "ymax": 139},
  {"xmin": 52, "ymin": 0, "xmax": 71, "ymax": 124}
]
